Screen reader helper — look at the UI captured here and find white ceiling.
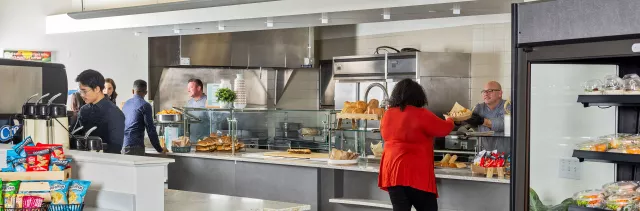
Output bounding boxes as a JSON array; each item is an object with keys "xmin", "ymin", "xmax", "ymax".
[{"xmin": 47, "ymin": 0, "xmax": 521, "ymax": 36}]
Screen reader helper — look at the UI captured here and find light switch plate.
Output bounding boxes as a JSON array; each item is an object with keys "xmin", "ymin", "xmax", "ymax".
[
  {"xmin": 559, "ymin": 158, "xmax": 581, "ymax": 180},
  {"xmin": 180, "ymin": 57, "xmax": 190, "ymax": 65}
]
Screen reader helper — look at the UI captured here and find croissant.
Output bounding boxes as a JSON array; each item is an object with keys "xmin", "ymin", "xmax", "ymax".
[{"xmin": 367, "ymin": 99, "xmax": 379, "ymax": 109}]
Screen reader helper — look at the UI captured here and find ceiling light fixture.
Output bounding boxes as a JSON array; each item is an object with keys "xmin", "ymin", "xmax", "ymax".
[
  {"xmin": 266, "ymin": 17, "xmax": 274, "ymax": 28},
  {"xmin": 218, "ymin": 21, "xmax": 225, "ymax": 30},
  {"xmin": 452, "ymin": 4, "xmax": 461, "ymax": 15},
  {"xmin": 173, "ymin": 29, "xmax": 181, "ymax": 34},
  {"xmin": 133, "ymin": 32, "xmax": 141, "ymax": 36},
  {"xmin": 382, "ymin": 8, "xmax": 391, "ymax": 20},
  {"xmin": 321, "ymin": 13, "xmax": 329, "ymax": 24}
]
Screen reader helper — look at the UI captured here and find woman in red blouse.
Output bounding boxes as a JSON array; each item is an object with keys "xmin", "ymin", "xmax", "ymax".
[{"xmin": 378, "ymin": 79, "xmax": 454, "ymax": 211}]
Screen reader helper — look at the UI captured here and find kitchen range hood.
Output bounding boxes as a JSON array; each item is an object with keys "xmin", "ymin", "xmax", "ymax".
[{"xmin": 148, "ymin": 27, "xmax": 314, "ymax": 104}]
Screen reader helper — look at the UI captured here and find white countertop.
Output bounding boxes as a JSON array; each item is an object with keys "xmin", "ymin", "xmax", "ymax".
[
  {"xmin": 147, "ymin": 149, "xmax": 509, "ymax": 184},
  {"xmin": 0, "ymin": 144, "xmax": 174, "ymax": 167},
  {"xmin": 165, "ymin": 189, "xmax": 311, "ymax": 211}
]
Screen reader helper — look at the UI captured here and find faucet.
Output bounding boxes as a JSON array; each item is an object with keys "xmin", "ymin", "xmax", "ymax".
[{"xmin": 364, "ymin": 83, "xmax": 389, "ymax": 109}]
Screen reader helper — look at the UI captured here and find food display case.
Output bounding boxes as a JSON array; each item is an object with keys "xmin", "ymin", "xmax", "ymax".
[
  {"xmin": 176, "ymin": 108, "xmax": 385, "ymax": 157},
  {"xmin": 513, "ymin": 1, "xmax": 640, "ymax": 210}
]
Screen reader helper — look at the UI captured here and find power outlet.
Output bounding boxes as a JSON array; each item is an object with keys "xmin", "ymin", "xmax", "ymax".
[
  {"xmin": 559, "ymin": 158, "xmax": 581, "ymax": 180},
  {"xmin": 180, "ymin": 57, "xmax": 191, "ymax": 65}
]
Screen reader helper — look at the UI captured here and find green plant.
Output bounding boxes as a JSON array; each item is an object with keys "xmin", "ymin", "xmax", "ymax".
[{"xmin": 215, "ymin": 88, "xmax": 236, "ymax": 102}]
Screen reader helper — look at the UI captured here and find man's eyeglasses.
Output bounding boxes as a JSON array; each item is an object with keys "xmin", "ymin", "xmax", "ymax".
[
  {"xmin": 481, "ymin": 89, "xmax": 501, "ymax": 94},
  {"xmin": 77, "ymin": 88, "xmax": 94, "ymax": 96}
]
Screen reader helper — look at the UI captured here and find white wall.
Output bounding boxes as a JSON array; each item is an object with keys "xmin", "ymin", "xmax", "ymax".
[{"xmin": 0, "ymin": 0, "xmax": 148, "ymax": 105}]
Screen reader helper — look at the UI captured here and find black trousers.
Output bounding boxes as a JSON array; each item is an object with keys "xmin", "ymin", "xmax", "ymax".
[{"xmin": 388, "ymin": 186, "xmax": 438, "ymax": 211}]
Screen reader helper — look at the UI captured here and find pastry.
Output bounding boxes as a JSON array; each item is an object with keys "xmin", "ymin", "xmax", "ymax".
[
  {"xmin": 287, "ymin": 149, "xmax": 312, "ymax": 154},
  {"xmin": 355, "ymin": 101, "xmax": 367, "ymax": 110},
  {"xmin": 367, "ymin": 99, "xmax": 379, "ymax": 108},
  {"xmin": 441, "ymin": 154, "xmax": 451, "ymax": 163},
  {"xmin": 449, "ymin": 155, "xmax": 458, "ymax": 164},
  {"xmin": 354, "ymin": 108, "xmax": 366, "ymax": 114},
  {"xmin": 456, "ymin": 163, "xmax": 467, "ymax": 168}
]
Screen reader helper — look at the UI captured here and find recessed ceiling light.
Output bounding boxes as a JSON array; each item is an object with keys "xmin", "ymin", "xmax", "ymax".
[
  {"xmin": 452, "ymin": 4, "xmax": 461, "ymax": 15},
  {"xmin": 321, "ymin": 13, "xmax": 329, "ymax": 24},
  {"xmin": 382, "ymin": 8, "xmax": 391, "ymax": 20},
  {"xmin": 218, "ymin": 21, "xmax": 225, "ymax": 30},
  {"xmin": 266, "ymin": 17, "xmax": 274, "ymax": 28},
  {"xmin": 133, "ymin": 32, "xmax": 141, "ymax": 36},
  {"xmin": 428, "ymin": 10, "xmax": 437, "ymax": 13},
  {"xmin": 173, "ymin": 29, "xmax": 181, "ymax": 34}
]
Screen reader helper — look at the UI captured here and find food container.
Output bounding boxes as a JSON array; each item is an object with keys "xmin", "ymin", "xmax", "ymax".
[
  {"xmin": 624, "ymin": 75, "xmax": 640, "ymax": 95},
  {"xmin": 583, "ymin": 79, "xmax": 604, "ymax": 95},
  {"xmin": 604, "ymin": 75, "xmax": 625, "ymax": 95},
  {"xmin": 577, "ymin": 140, "xmax": 609, "ymax": 152},
  {"xmin": 157, "ymin": 114, "xmax": 183, "ymax": 123},
  {"xmin": 606, "ymin": 193, "xmax": 640, "ymax": 211},
  {"xmin": 625, "ymin": 146, "xmax": 640, "ymax": 154},
  {"xmin": 573, "ymin": 189, "xmax": 606, "ymax": 208},
  {"xmin": 603, "ymin": 181, "xmax": 639, "ymax": 195}
]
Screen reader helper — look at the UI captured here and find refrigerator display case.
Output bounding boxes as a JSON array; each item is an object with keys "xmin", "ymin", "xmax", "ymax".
[{"xmin": 513, "ymin": 1, "xmax": 640, "ymax": 210}]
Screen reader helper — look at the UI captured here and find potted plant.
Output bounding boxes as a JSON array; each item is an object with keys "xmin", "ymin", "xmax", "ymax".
[{"xmin": 215, "ymin": 88, "xmax": 236, "ymax": 109}]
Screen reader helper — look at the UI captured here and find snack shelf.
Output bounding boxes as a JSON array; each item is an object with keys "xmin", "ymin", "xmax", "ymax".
[
  {"xmin": 577, "ymin": 95, "xmax": 640, "ymax": 107},
  {"xmin": 572, "ymin": 150, "xmax": 640, "ymax": 164},
  {"xmin": 567, "ymin": 205, "xmax": 607, "ymax": 211}
]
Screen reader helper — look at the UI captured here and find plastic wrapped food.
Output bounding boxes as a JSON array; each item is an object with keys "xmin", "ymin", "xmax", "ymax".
[
  {"xmin": 625, "ymin": 77, "xmax": 640, "ymax": 95},
  {"xmin": 573, "ymin": 189, "xmax": 606, "ymax": 208},
  {"xmin": 604, "ymin": 75, "xmax": 625, "ymax": 95},
  {"xmin": 604, "ymin": 181, "xmax": 639, "ymax": 195},
  {"xmin": 606, "ymin": 193, "xmax": 640, "ymax": 211},
  {"xmin": 577, "ymin": 140, "xmax": 609, "ymax": 152},
  {"xmin": 583, "ymin": 80, "xmax": 604, "ymax": 95},
  {"xmin": 625, "ymin": 146, "xmax": 640, "ymax": 155}
]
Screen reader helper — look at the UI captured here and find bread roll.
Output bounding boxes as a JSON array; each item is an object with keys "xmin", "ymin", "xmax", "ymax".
[
  {"xmin": 449, "ymin": 163, "xmax": 458, "ymax": 168},
  {"xmin": 441, "ymin": 154, "xmax": 451, "ymax": 163},
  {"xmin": 449, "ymin": 155, "xmax": 458, "ymax": 164},
  {"xmin": 456, "ymin": 163, "xmax": 467, "ymax": 168},
  {"xmin": 354, "ymin": 108, "xmax": 366, "ymax": 114},
  {"xmin": 344, "ymin": 101, "xmax": 352, "ymax": 108},
  {"xmin": 356, "ymin": 101, "xmax": 367, "ymax": 110},
  {"xmin": 367, "ymin": 99, "xmax": 379, "ymax": 108}
]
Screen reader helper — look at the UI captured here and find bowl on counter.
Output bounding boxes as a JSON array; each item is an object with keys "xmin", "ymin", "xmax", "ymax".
[{"xmin": 157, "ymin": 114, "xmax": 183, "ymax": 123}]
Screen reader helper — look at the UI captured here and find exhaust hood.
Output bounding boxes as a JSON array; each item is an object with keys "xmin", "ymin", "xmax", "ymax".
[{"xmin": 149, "ymin": 27, "xmax": 313, "ymax": 68}]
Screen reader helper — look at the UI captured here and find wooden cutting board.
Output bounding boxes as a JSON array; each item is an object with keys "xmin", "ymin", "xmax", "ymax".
[{"xmin": 263, "ymin": 151, "xmax": 329, "ymax": 159}]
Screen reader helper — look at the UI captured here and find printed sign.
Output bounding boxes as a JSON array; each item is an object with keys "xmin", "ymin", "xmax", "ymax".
[
  {"xmin": 3, "ymin": 50, "xmax": 52, "ymax": 62},
  {"xmin": 206, "ymin": 83, "xmax": 221, "ymax": 107},
  {"xmin": 0, "ymin": 125, "xmax": 21, "ymax": 142}
]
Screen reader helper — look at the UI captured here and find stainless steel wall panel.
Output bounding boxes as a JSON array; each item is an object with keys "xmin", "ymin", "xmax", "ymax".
[
  {"xmin": 333, "ymin": 82, "xmax": 357, "ymax": 109},
  {"xmin": 420, "ymin": 77, "xmax": 470, "ymax": 117},
  {"xmin": 417, "ymin": 52, "xmax": 471, "ymax": 78},
  {"xmin": 180, "ymin": 34, "xmax": 233, "ymax": 66}
]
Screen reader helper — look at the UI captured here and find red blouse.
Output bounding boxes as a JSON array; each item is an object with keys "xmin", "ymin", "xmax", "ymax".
[{"xmin": 378, "ymin": 105, "xmax": 454, "ymax": 196}]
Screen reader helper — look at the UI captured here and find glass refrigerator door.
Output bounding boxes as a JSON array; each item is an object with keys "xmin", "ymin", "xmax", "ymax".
[{"xmin": 529, "ymin": 64, "xmax": 617, "ymax": 205}]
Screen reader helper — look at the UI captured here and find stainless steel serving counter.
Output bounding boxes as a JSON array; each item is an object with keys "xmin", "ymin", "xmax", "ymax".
[
  {"xmin": 147, "ymin": 148, "xmax": 509, "ymax": 211},
  {"xmin": 146, "ymin": 148, "xmax": 509, "ymax": 184}
]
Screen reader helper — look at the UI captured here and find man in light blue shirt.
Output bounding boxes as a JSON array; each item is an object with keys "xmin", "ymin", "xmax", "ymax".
[
  {"xmin": 186, "ymin": 79, "xmax": 209, "ymax": 142},
  {"xmin": 466, "ymin": 81, "xmax": 511, "ymax": 153}
]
